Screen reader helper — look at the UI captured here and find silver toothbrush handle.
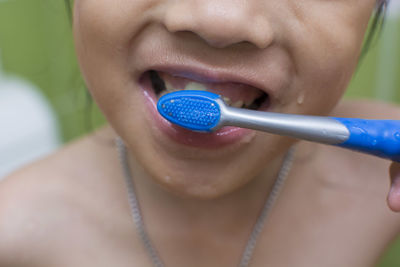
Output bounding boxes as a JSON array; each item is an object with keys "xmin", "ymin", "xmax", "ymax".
[{"xmin": 218, "ymin": 103, "xmax": 350, "ymax": 145}]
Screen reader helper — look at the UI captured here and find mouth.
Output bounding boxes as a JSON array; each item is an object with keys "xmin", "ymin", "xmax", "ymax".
[
  {"xmin": 139, "ymin": 68, "xmax": 269, "ymax": 148},
  {"xmin": 147, "ymin": 70, "xmax": 270, "ymax": 110}
]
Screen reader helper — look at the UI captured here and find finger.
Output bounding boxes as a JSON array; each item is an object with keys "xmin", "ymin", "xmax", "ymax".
[{"xmin": 387, "ymin": 162, "xmax": 400, "ymax": 212}]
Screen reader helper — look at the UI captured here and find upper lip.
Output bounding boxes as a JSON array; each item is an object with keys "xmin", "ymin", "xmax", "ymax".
[{"xmin": 143, "ymin": 63, "xmax": 273, "ymax": 98}]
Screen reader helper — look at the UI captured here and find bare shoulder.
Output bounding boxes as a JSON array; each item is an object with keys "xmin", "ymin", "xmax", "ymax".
[
  {"xmin": 316, "ymin": 99, "xmax": 400, "ymax": 213},
  {"xmin": 0, "ymin": 126, "xmax": 122, "ymax": 266},
  {"xmin": 328, "ymin": 98, "xmax": 400, "ymax": 176},
  {"xmin": 325, "ymin": 98, "xmax": 400, "ymax": 178},
  {"xmin": 296, "ymin": 99, "xmax": 400, "ymax": 231}
]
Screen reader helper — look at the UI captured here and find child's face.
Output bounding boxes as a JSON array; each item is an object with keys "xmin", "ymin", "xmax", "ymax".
[{"xmin": 73, "ymin": 0, "xmax": 376, "ymax": 198}]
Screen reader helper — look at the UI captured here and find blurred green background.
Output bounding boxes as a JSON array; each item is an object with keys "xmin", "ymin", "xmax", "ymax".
[{"xmin": 0, "ymin": 0, "xmax": 399, "ymax": 265}]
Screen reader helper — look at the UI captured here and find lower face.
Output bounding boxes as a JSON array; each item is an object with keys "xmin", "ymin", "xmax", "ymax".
[{"xmin": 73, "ymin": 0, "xmax": 376, "ymax": 198}]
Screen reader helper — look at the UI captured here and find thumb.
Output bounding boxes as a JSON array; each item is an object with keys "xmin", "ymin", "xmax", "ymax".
[{"xmin": 387, "ymin": 162, "xmax": 400, "ymax": 212}]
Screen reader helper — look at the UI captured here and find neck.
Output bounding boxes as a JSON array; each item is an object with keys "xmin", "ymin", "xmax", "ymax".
[
  {"xmin": 127, "ymin": 149, "xmax": 290, "ymax": 238},
  {"xmin": 119, "ymin": 139, "xmax": 295, "ymax": 266}
]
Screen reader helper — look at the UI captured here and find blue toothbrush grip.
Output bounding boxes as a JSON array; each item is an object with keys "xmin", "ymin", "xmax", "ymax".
[{"xmin": 333, "ymin": 118, "xmax": 400, "ymax": 162}]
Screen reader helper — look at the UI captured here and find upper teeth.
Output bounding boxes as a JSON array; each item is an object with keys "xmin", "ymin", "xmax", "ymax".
[
  {"xmin": 165, "ymin": 81, "xmax": 209, "ymax": 92},
  {"xmin": 163, "ymin": 80, "xmax": 253, "ymax": 108},
  {"xmin": 165, "ymin": 81, "xmax": 178, "ymax": 92},
  {"xmin": 184, "ymin": 82, "xmax": 208, "ymax": 91}
]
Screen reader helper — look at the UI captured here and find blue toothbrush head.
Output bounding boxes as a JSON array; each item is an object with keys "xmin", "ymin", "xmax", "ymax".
[{"xmin": 157, "ymin": 90, "xmax": 222, "ymax": 132}]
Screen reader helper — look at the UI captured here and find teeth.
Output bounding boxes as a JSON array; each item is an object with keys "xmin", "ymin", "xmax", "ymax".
[
  {"xmin": 156, "ymin": 76, "xmax": 260, "ymax": 110},
  {"xmin": 223, "ymin": 97, "xmax": 232, "ymax": 105},
  {"xmin": 231, "ymin": 100, "xmax": 244, "ymax": 108},
  {"xmin": 184, "ymin": 82, "xmax": 208, "ymax": 91},
  {"xmin": 244, "ymin": 99, "xmax": 253, "ymax": 107},
  {"xmin": 165, "ymin": 81, "xmax": 179, "ymax": 92},
  {"xmin": 163, "ymin": 80, "xmax": 209, "ymax": 93}
]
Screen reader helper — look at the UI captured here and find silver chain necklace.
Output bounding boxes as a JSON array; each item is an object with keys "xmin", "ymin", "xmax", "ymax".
[{"xmin": 116, "ymin": 137, "xmax": 295, "ymax": 267}]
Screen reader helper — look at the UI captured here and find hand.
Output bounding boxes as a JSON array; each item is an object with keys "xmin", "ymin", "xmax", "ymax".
[{"xmin": 388, "ymin": 162, "xmax": 400, "ymax": 212}]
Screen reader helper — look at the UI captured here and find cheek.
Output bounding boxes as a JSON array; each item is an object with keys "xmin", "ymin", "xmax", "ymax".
[
  {"xmin": 73, "ymin": 0, "xmax": 156, "ymax": 42},
  {"xmin": 72, "ymin": 0, "xmax": 156, "ymax": 93},
  {"xmin": 72, "ymin": 0, "xmax": 159, "ymax": 125},
  {"xmin": 285, "ymin": 1, "xmax": 375, "ymax": 114}
]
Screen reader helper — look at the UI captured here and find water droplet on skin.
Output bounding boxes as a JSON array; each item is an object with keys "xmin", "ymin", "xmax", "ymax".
[
  {"xmin": 164, "ymin": 175, "xmax": 172, "ymax": 184},
  {"xmin": 297, "ymin": 93, "xmax": 305, "ymax": 105}
]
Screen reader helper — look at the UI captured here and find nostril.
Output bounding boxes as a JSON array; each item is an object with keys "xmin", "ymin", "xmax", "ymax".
[{"xmin": 163, "ymin": 2, "xmax": 275, "ymax": 50}]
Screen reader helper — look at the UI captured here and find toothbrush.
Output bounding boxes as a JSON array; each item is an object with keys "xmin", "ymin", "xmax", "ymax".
[{"xmin": 157, "ymin": 90, "xmax": 400, "ymax": 162}]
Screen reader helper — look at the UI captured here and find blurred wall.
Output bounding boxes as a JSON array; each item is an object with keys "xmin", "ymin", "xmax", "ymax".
[
  {"xmin": 0, "ymin": 0, "xmax": 399, "ymax": 266},
  {"xmin": 0, "ymin": 0, "xmax": 105, "ymax": 143},
  {"xmin": 346, "ymin": 2, "xmax": 400, "ymax": 102}
]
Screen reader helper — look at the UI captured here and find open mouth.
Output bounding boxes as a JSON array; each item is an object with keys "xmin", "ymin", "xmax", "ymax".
[
  {"xmin": 147, "ymin": 70, "xmax": 269, "ymax": 110},
  {"xmin": 139, "ymin": 69, "xmax": 262, "ymax": 148}
]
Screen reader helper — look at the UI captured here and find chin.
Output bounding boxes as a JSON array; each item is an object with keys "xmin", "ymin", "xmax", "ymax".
[
  {"xmin": 148, "ymin": 167, "xmax": 252, "ymax": 200},
  {"xmin": 128, "ymin": 131, "xmax": 295, "ymax": 200}
]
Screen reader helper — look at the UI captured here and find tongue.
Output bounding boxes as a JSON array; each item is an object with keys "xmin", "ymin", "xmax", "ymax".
[{"xmin": 159, "ymin": 72, "xmax": 263, "ymax": 104}]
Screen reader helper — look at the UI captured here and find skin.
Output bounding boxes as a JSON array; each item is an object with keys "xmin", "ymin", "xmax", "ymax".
[
  {"xmin": 1, "ymin": 0, "xmax": 400, "ymax": 266},
  {"xmin": 74, "ymin": 0, "xmax": 373, "ymax": 199}
]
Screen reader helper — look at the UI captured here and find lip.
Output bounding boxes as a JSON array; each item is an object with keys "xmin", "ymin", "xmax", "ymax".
[{"xmin": 138, "ymin": 71, "xmax": 257, "ymax": 149}]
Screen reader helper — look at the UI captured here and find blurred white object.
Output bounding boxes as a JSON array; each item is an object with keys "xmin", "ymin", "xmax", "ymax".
[
  {"xmin": 375, "ymin": 0, "xmax": 400, "ymax": 101},
  {"xmin": 0, "ymin": 52, "xmax": 60, "ymax": 179}
]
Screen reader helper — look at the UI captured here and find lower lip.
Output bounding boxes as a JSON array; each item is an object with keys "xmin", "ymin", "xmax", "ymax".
[{"xmin": 139, "ymin": 74, "xmax": 256, "ymax": 149}]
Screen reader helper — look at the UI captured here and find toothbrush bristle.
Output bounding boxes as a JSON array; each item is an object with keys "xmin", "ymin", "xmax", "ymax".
[{"xmin": 157, "ymin": 90, "xmax": 221, "ymax": 132}]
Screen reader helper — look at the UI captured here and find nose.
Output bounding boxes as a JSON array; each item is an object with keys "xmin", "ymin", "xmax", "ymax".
[{"xmin": 164, "ymin": 0, "xmax": 274, "ymax": 49}]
